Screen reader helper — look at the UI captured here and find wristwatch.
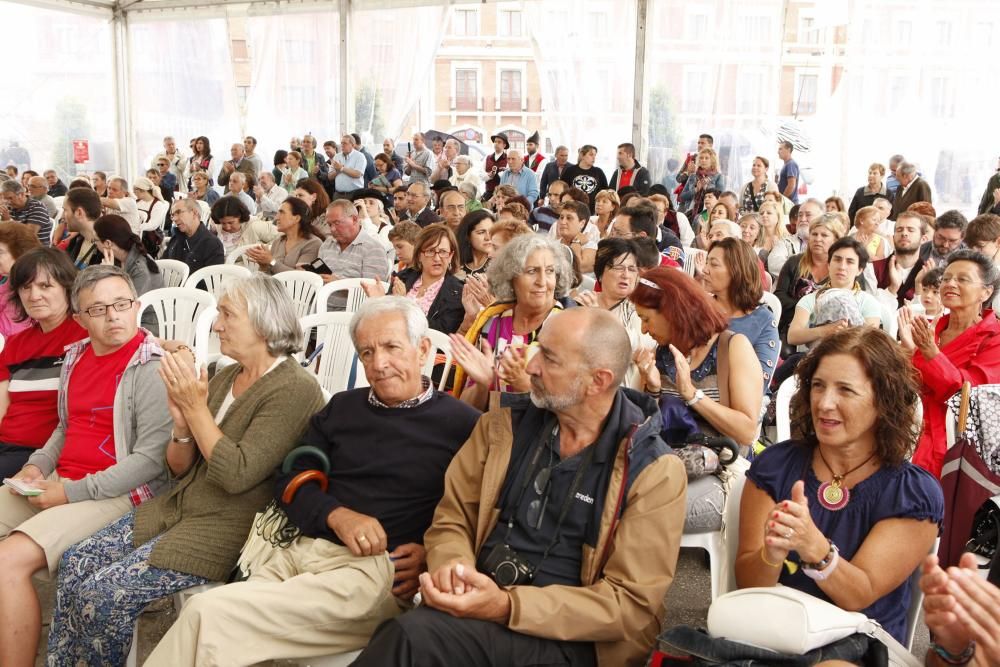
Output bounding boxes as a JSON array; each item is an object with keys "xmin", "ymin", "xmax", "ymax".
[
  {"xmin": 269, "ymin": 259, "xmax": 276, "ymax": 267},
  {"xmin": 685, "ymin": 389, "xmax": 705, "ymax": 407}
]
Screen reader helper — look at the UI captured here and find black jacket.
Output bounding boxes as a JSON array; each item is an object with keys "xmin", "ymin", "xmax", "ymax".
[
  {"xmin": 408, "ymin": 207, "xmax": 443, "ymax": 228},
  {"xmin": 538, "ymin": 160, "xmax": 575, "ymax": 204},
  {"xmin": 396, "ymin": 269, "xmax": 465, "ymax": 334},
  {"xmin": 164, "ymin": 223, "xmax": 225, "ymax": 274}
]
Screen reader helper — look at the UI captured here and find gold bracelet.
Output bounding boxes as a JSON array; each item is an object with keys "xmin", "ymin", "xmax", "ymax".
[{"xmin": 760, "ymin": 545, "xmax": 783, "ymax": 568}]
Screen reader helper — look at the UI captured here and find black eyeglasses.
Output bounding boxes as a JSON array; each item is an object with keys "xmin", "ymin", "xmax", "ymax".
[{"xmin": 82, "ymin": 298, "xmax": 134, "ymax": 318}]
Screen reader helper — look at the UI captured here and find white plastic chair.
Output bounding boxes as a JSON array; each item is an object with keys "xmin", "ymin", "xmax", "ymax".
[
  {"xmin": 298, "ymin": 312, "xmax": 366, "ymax": 395},
  {"xmin": 193, "ymin": 305, "xmax": 222, "ymax": 369},
  {"xmin": 226, "ymin": 244, "xmax": 262, "ymax": 272},
  {"xmin": 774, "ymin": 376, "xmax": 799, "ymax": 443},
  {"xmin": 760, "ymin": 291, "xmax": 782, "ymax": 324},
  {"xmin": 274, "ymin": 270, "xmax": 325, "ymax": 319},
  {"xmin": 314, "ymin": 278, "xmax": 370, "ymax": 314},
  {"xmin": 184, "ymin": 264, "xmax": 252, "ymax": 300},
  {"xmin": 904, "ymin": 538, "xmax": 941, "ymax": 650},
  {"xmin": 679, "ymin": 461, "xmax": 749, "ymax": 600},
  {"xmin": 137, "ymin": 287, "xmax": 216, "ymax": 347},
  {"xmin": 875, "ymin": 289, "xmax": 899, "ymax": 338},
  {"xmin": 424, "ymin": 328, "xmax": 454, "ymax": 391},
  {"xmin": 196, "ymin": 199, "xmax": 211, "ymax": 225},
  {"xmin": 155, "ymin": 259, "xmax": 190, "ymax": 288}
]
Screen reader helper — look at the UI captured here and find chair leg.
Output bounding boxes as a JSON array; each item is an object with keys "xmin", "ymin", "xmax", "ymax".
[{"xmin": 707, "ymin": 545, "xmax": 721, "ymax": 601}]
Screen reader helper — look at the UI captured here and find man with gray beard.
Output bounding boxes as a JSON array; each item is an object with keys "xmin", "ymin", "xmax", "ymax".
[{"xmin": 355, "ymin": 307, "xmax": 687, "ymax": 667}]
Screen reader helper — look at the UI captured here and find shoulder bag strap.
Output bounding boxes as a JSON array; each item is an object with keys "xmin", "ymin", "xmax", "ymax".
[{"xmin": 716, "ymin": 330, "xmax": 735, "ymax": 409}]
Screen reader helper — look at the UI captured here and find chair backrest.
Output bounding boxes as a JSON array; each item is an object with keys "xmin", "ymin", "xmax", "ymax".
[
  {"xmin": 760, "ymin": 291, "xmax": 782, "ymax": 324},
  {"xmin": 193, "ymin": 305, "xmax": 217, "ymax": 371},
  {"xmin": 314, "ymin": 277, "xmax": 370, "ymax": 314},
  {"xmin": 298, "ymin": 312, "xmax": 365, "ymax": 395},
  {"xmin": 775, "ymin": 376, "xmax": 799, "ymax": 443},
  {"xmin": 424, "ymin": 328, "xmax": 454, "ymax": 391},
  {"xmin": 905, "ymin": 537, "xmax": 941, "ymax": 650},
  {"xmin": 226, "ymin": 245, "xmax": 262, "ymax": 272},
  {"xmin": 720, "ymin": 461, "xmax": 750, "ymax": 597},
  {"xmin": 682, "ymin": 247, "xmax": 706, "ymax": 277},
  {"xmin": 184, "ymin": 264, "xmax": 252, "ymax": 300},
  {"xmin": 137, "ymin": 287, "xmax": 216, "ymax": 347},
  {"xmin": 874, "ymin": 289, "xmax": 899, "ymax": 338},
  {"xmin": 273, "ymin": 270, "xmax": 324, "ymax": 319},
  {"xmin": 196, "ymin": 199, "xmax": 211, "ymax": 224},
  {"xmin": 155, "ymin": 259, "xmax": 190, "ymax": 288}
]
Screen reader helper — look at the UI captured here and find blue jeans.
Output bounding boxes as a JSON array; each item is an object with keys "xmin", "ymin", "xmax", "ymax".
[
  {"xmin": 47, "ymin": 511, "xmax": 210, "ymax": 667},
  {"xmin": 651, "ymin": 625, "xmax": 878, "ymax": 666}
]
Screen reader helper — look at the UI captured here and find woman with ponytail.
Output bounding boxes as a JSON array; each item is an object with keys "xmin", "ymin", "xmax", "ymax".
[{"xmin": 94, "ymin": 214, "xmax": 164, "ymax": 332}]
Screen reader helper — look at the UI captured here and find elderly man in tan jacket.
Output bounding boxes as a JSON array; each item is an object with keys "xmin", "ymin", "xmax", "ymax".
[{"xmin": 354, "ymin": 307, "xmax": 688, "ymax": 667}]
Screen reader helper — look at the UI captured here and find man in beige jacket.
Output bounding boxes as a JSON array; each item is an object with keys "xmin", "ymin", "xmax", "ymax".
[{"xmin": 354, "ymin": 307, "xmax": 688, "ymax": 666}]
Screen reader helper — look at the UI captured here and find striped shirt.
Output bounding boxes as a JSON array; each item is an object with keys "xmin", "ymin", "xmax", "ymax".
[
  {"xmin": 318, "ymin": 229, "xmax": 390, "ymax": 310},
  {"xmin": 11, "ymin": 198, "xmax": 52, "ymax": 246}
]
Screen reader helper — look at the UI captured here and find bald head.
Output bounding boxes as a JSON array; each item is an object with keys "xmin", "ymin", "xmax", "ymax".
[{"xmin": 541, "ymin": 308, "xmax": 631, "ymax": 388}]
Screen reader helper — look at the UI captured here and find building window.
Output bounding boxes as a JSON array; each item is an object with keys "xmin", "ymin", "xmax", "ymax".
[
  {"xmin": 504, "ymin": 130, "xmax": 526, "ymax": 153},
  {"xmin": 930, "ymin": 77, "xmax": 954, "ymax": 118},
  {"xmin": 452, "ymin": 8, "xmax": 478, "ymax": 36},
  {"xmin": 588, "ymin": 11, "xmax": 608, "ymax": 38},
  {"xmin": 499, "ymin": 70, "xmax": 522, "ymax": 112},
  {"xmin": 935, "ymin": 21, "xmax": 952, "ymax": 46},
  {"xmin": 739, "ymin": 15, "xmax": 771, "ymax": 43},
  {"xmin": 681, "ymin": 69, "xmax": 708, "ymax": 114},
  {"xmin": 895, "ymin": 20, "xmax": 912, "ymax": 45},
  {"xmin": 498, "ymin": 9, "xmax": 522, "ymax": 37},
  {"xmin": 800, "ymin": 16, "xmax": 819, "ymax": 44},
  {"xmin": 455, "ymin": 69, "xmax": 478, "ymax": 111},
  {"xmin": 737, "ymin": 70, "xmax": 764, "ymax": 115},
  {"xmin": 232, "ymin": 39, "xmax": 249, "ymax": 61},
  {"xmin": 284, "ymin": 40, "xmax": 315, "ymax": 65},
  {"xmin": 236, "ymin": 86, "xmax": 249, "ymax": 107},
  {"xmin": 795, "ymin": 74, "xmax": 818, "ymax": 115},
  {"xmin": 687, "ymin": 13, "xmax": 709, "ymax": 41}
]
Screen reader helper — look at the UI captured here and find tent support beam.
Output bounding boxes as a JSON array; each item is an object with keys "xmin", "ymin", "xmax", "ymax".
[
  {"xmin": 339, "ymin": 0, "xmax": 350, "ymax": 134},
  {"xmin": 110, "ymin": 8, "xmax": 134, "ymax": 179},
  {"xmin": 632, "ymin": 0, "xmax": 648, "ymax": 162}
]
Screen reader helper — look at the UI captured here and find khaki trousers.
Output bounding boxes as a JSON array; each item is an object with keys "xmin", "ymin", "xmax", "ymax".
[
  {"xmin": 0, "ymin": 473, "xmax": 133, "ymax": 574},
  {"xmin": 145, "ymin": 536, "xmax": 401, "ymax": 667}
]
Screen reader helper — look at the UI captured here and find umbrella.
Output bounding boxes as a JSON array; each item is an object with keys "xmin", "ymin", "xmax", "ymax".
[
  {"xmin": 422, "ymin": 129, "xmax": 472, "ymax": 156},
  {"xmin": 774, "ymin": 120, "xmax": 812, "ymax": 153}
]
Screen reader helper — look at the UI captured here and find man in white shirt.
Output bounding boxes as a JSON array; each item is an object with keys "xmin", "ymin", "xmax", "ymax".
[
  {"xmin": 100, "ymin": 177, "xmax": 141, "ymax": 234},
  {"xmin": 430, "ymin": 139, "xmax": 460, "ymax": 182},
  {"xmin": 226, "ymin": 172, "xmax": 257, "ymax": 216},
  {"xmin": 254, "ymin": 172, "xmax": 287, "ymax": 220},
  {"xmin": 331, "ymin": 135, "xmax": 367, "ymax": 197}
]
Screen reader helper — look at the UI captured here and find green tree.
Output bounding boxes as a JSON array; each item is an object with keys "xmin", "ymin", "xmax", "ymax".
[
  {"xmin": 354, "ymin": 82, "xmax": 385, "ymax": 144},
  {"xmin": 647, "ymin": 85, "xmax": 681, "ymax": 151},
  {"xmin": 51, "ymin": 98, "xmax": 90, "ymax": 178}
]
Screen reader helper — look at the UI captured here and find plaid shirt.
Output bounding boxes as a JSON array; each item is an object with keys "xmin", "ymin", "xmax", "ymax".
[{"xmin": 368, "ymin": 376, "xmax": 433, "ymax": 409}]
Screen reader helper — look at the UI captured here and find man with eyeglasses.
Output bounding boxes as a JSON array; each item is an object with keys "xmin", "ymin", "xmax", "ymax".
[
  {"xmin": 26, "ymin": 175, "xmax": 58, "ymax": 218},
  {"xmin": 0, "ymin": 265, "xmax": 172, "ymax": 665},
  {"xmin": 314, "ymin": 199, "xmax": 390, "ymax": 310},
  {"xmin": 154, "ymin": 159, "xmax": 177, "ymax": 203},
  {"xmin": 354, "ymin": 307, "xmax": 687, "ymax": 667},
  {"xmin": 162, "ymin": 199, "xmax": 225, "ymax": 275},
  {"xmin": 404, "ymin": 181, "xmax": 443, "ymax": 228}
]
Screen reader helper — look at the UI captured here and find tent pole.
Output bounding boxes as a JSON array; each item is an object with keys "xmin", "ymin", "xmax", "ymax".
[
  {"xmin": 339, "ymin": 0, "xmax": 350, "ymax": 134},
  {"xmin": 632, "ymin": 0, "xmax": 649, "ymax": 163},
  {"xmin": 110, "ymin": 6, "xmax": 134, "ymax": 179}
]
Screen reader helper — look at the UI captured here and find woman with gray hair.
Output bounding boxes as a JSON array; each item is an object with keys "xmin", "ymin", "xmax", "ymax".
[
  {"xmin": 450, "ymin": 233, "xmax": 574, "ymax": 409},
  {"xmin": 47, "ymin": 273, "xmax": 326, "ymax": 664}
]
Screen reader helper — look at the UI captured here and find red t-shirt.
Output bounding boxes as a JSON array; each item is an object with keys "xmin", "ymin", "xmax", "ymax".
[
  {"xmin": 619, "ymin": 169, "xmax": 635, "ymax": 189},
  {"xmin": 0, "ymin": 317, "xmax": 87, "ymax": 448},
  {"xmin": 57, "ymin": 332, "xmax": 144, "ymax": 481}
]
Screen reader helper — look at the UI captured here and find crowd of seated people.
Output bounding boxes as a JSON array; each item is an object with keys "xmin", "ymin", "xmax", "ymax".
[{"xmin": 2, "ymin": 129, "xmax": 1000, "ymax": 667}]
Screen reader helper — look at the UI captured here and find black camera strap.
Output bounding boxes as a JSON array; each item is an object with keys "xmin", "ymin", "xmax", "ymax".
[{"xmin": 501, "ymin": 417, "xmax": 598, "ymax": 573}]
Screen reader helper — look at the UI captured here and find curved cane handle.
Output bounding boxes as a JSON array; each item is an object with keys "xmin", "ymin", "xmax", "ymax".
[
  {"xmin": 281, "ymin": 470, "xmax": 329, "ymax": 505},
  {"xmin": 281, "ymin": 445, "xmax": 331, "ymax": 475}
]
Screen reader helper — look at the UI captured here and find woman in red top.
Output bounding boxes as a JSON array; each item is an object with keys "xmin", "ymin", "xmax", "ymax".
[
  {"xmin": 0, "ymin": 248, "xmax": 85, "ymax": 478},
  {"xmin": 900, "ymin": 248, "xmax": 1000, "ymax": 477}
]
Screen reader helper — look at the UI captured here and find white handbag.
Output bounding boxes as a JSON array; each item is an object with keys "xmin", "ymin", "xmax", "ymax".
[{"xmin": 707, "ymin": 586, "xmax": 921, "ymax": 666}]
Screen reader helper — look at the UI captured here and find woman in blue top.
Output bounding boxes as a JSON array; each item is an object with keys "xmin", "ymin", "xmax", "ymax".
[
  {"xmin": 700, "ymin": 237, "xmax": 780, "ymax": 389},
  {"xmin": 735, "ymin": 327, "xmax": 943, "ymax": 644}
]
